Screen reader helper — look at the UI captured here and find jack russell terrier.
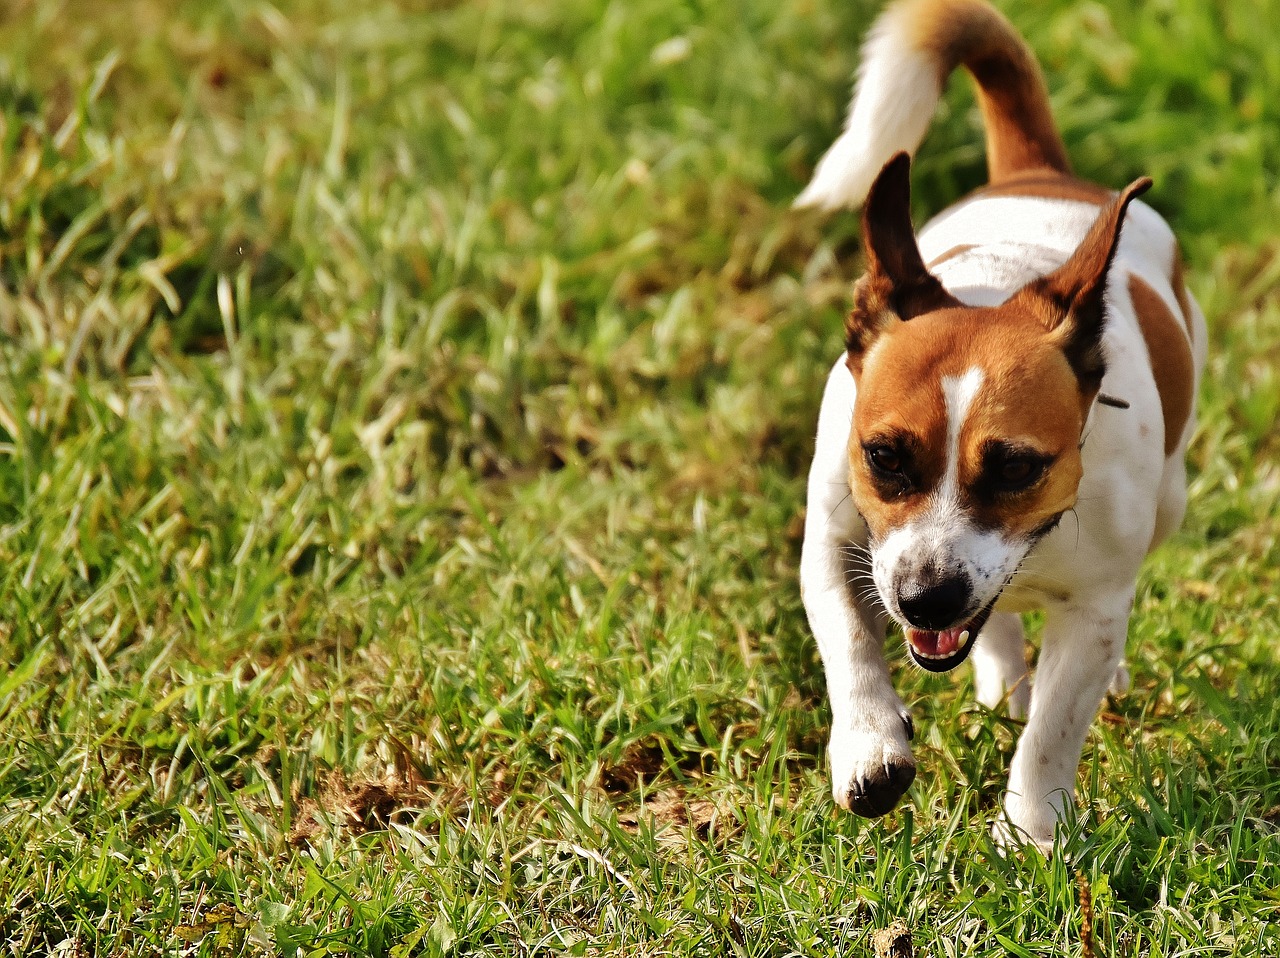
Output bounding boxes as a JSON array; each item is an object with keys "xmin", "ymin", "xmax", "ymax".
[{"xmin": 795, "ymin": 0, "xmax": 1205, "ymax": 848}]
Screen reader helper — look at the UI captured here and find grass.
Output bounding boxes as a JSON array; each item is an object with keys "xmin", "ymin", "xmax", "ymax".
[{"xmin": 0, "ymin": 0, "xmax": 1278, "ymax": 954}]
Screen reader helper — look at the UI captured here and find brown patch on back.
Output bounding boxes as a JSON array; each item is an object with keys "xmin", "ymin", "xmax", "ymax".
[
  {"xmin": 1169, "ymin": 247, "xmax": 1196, "ymax": 340},
  {"xmin": 1128, "ymin": 275, "xmax": 1194, "ymax": 456},
  {"xmin": 970, "ymin": 170, "xmax": 1114, "ymax": 205},
  {"xmin": 907, "ymin": 0, "xmax": 1070, "ymax": 182},
  {"xmin": 927, "ymin": 243, "xmax": 978, "ymax": 269}
]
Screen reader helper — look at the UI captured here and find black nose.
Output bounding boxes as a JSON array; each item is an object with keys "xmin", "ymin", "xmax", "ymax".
[{"xmin": 898, "ymin": 575, "xmax": 970, "ymax": 630}]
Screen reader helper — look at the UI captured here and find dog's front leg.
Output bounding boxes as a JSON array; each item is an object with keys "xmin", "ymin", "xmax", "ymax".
[
  {"xmin": 998, "ymin": 592, "xmax": 1133, "ymax": 849},
  {"xmin": 801, "ymin": 361, "xmax": 915, "ymax": 817}
]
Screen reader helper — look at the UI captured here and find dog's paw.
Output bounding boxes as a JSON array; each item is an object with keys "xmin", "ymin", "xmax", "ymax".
[
  {"xmin": 829, "ymin": 709, "xmax": 916, "ymax": 818},
  {"xmin": 836, "ymin": 758, "xmax": 916, "ymax": 817}
]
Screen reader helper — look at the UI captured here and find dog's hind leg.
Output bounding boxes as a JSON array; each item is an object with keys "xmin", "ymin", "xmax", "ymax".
[{"xmin": 972, "ymin": 613, "xmax": 1030, "ymax": 719}]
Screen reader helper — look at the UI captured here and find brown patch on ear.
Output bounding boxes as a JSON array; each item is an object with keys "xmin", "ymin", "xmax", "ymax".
[
  {"xmin": 845, "ymin": 274, "xmax": 899, "ymax": 376},
  {"xmin": 847, "ymin": 153, "xmax": 961, "ymax": 374},
  {"xmin": 1011, "ymin": 176, "xmax": 1153, "ymax": 393},
  {"xmin": 1128, "ymin": 276, "xmax": 1195, "ymax": 456}
]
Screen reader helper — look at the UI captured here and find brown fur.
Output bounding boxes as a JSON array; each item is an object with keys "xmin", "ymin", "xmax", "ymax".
[
  {"xmin": 851, "ymin": 311, "xmax": 1087, "ymax": 538},
  {"xmin": 1128, "ymin": 275, "xmax": 1195, "ymax": 456},
  {"xmin": 959, "ymin": 332, "xmax": 1085, "ymax": 536},
  {"xmin": 927, "ymin": 244, "xmax": 978, "ymax": 269},
  {"xmin": 846, "ymin": 154, "xmax": 960, "ymax": 374},
  {"xmin": 907, "ymin": 0, "xmax": 1069, "ymax": 182},
  {"xmin": 970, "ymin": 170, "xmax": 1114, "ymax": 205}
]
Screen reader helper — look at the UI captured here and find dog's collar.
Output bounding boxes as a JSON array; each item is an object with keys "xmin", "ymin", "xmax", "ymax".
[{"xmin": 1078, "ymin": 392, "xmax": 1128, "ymax": 450}]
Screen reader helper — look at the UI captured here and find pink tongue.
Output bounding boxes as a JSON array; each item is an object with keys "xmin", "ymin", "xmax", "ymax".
[{"xmin": 909, "ymin": 626, "xmax": 965, "ymax": 657}]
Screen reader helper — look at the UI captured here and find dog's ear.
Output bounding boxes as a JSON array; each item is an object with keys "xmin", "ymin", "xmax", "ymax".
[
  {"xmin": 1014, "ymin": 177, "xmax": 1152, "ymax": 395},
  {"xmin": 846, "ymin": 153, "xmax": 960, "ymax": 375}
]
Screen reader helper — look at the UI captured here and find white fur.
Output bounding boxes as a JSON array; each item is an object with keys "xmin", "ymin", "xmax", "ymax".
[
  {"xmin": 940, "ymin": 368, "xmax": 984, "ymax": 497},
  {"xmin": 794, "ymin": 0, "xmax": 1210, "ymax": 848},
  {"xmin": 972, "ymin": 612, "xmax": 1030, "ymax": 717},
  {"xmin": 794, "ymin": 4, "xmax": 941, "ymax": 210}
]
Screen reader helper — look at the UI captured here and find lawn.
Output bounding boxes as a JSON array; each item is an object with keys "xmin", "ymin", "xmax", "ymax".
[{"xmin": 1, "ymin": 0, "xmax": 1278, "ymax": 954}]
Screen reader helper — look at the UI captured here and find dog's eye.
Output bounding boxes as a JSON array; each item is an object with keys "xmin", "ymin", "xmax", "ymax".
[
  {"xmin": 979, "ymin": 442, "xmax": 1053, "ymax": 496},
  {"xmin": 993, "ymin": 456, "xmax": 1045, "ymax": 491},
  {"xmin": 867, "ymin": 446, "xmax": 903, "ymax": 474},
  {"xmin": 1001, "ymin": 459, "xmax": 1034, "ymax": 484}
]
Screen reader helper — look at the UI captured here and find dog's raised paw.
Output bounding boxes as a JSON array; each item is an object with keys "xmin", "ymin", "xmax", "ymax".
[{"xmin": 836, "ymin": 759, "xmax": 916, "ymax": 818}]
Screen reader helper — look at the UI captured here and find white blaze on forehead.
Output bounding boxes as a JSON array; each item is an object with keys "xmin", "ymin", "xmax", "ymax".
[
  {"xmin": 939, "ymin": 367, "xmax": 985, "ymax": 500},
  {"xmin": 871, "ymin": 365, "xmax": 1002, "ymax": 625}
]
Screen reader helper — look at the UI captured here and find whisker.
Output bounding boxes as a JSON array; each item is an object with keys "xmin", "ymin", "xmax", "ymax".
[
  {"xmin": 841, "ymin": 563, "xmax": 873, "ymax": 575},
  {"xmin": 842, "ymin": 578, "xmax": 883, "ymax": 602},
  {"xmin": 1009, "ymin": 569, "xmax": 1073, "ymax": 587},
  {"xmin": 827, "ymin": 492, "xmax": 852, "ymax": 523},
  {"xmin": 843, "ymin": 570, "xmax": 877, "ymax": 584},
  {"xmin": 846, "ymin": 578, "xmax": 880, "ymax": 594},
  {"xmin": 836, "ymin": 546, "xmax": 872, "ymax": 559},
  {"xmin": 844, "ymin": 586, "xmax": 881, "ymax": 602},
  {"xmin": 845, "ymin": 581, "xmax": 882, "ymax": 600},
  {"xmin": 836, "ymin": 538, "xmax": 871, "ymax": 551}
]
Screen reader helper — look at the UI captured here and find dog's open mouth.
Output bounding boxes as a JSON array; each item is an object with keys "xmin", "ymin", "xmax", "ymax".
[{"xmin": 905, "ymin": 602, "xmax": 996, "ymax": 673}]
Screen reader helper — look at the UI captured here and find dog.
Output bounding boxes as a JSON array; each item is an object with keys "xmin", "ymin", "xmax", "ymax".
[{"xmin": 795, "ymin": 0, "xmax": 1206, "ymax": 848}]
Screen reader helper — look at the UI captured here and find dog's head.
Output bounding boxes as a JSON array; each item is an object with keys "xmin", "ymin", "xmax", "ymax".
[{"xmin": 844, "ymin": 154, "xmax": 1149, "ymax": 672}]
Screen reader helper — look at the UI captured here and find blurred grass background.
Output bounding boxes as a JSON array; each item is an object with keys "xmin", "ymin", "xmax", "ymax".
[{"xmin": 0, "ymin": 0, "xmax": 1278, "ymax": 954}]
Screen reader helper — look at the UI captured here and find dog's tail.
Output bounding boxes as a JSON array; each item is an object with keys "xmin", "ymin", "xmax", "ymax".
[{"xmin": 794, "ymin": 0, "xmax": 1069, "ymax": 210}]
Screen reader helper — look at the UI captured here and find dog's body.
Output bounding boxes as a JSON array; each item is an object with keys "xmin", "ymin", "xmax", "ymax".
[{"xmin": 796, "ymin": 0, "xmax": 1205, "ymax": 847}]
